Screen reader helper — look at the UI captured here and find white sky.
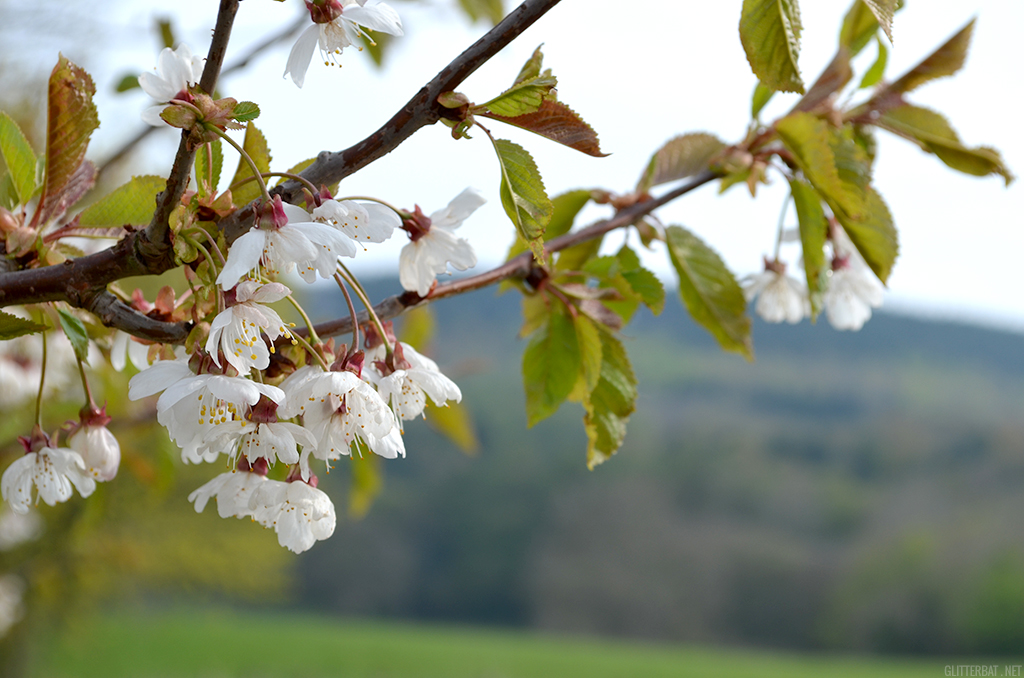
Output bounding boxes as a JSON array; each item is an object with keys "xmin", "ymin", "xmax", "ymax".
[{"xmin": 20, "ymin": 0, "xmax": 1024, "ymax": 331}]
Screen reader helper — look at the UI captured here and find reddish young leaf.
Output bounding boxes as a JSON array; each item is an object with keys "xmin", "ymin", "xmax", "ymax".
[{"xmin": 485, "ymin": 99, "xmax": 608, "ymax": 158}]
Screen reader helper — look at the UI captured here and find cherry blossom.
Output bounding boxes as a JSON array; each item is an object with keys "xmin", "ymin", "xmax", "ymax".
[
  {"xmin": 248, "ymin": 477, "xmax": 336, "ymax": 554},
  {"xmin": 279, "ymin": 365, "xmax": 404, "ymax": 462},
  {"xmin": 1, "ymin": 431, "xmax": 96, "ymax": 514},
  {"xmin": 188, "ymin": 468, "xmax": 268, "ymax": 520},
  {"xmin": 216, "ymin": 196, "xmax": 356, "ymax": 290},
  {"xmin": 284, "ymin": 0, "xmax": 404, "ymax": 88},
  {"xmin": 138, "ymin": 44, "xmax": 205, "ymax": 126},
  {"xmin": 202, "ymin": 395, "xmax": 317, "ymax": 472},
  {"xmin": 399, "ymin": 188, "xmax": 486, "ymax": 296},
  {"xmin": 742, "ymin": 261, "xmax": 808, "ymax": 325},
  {"xmin": 367, "ymin": 343, "xmax": 462, "ymax": 425},
  {"xmin": 205, "ymin": 281, "xmax": 292, "ymax": 375},
  {"xmin": 312, "ymin": 199, "xmax": 400, "ymax": 250},
  {"xmin": 66, "ymin": 408, "xmax": 121, "ymax": 482},
  {"xmin": 824, "ymin": 226, "xmax": 885, "ymax": 331}
]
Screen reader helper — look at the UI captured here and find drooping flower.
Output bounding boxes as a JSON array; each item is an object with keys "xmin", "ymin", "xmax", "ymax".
[
  {"xmin": 205, "ymin": 281, "xmax": 293, "ymax": 375},
  {"xmin": 188, "ymin": 458, "xmax": 269, "ymax": 520},
  {"xmin": 312, "ymin": 199, "xmax": 400, "ymax": 250},
  {"xmin": 1, "ymin": 428, "xmax": 96, "ymax": 514},
  {"xmin": 249, "ymin": 475, "xmax": 337, "ymax": 554},
  {"xmin": 216, "ymin": 196, "xmax": 356, "ymax": 290},
  {"xmin": 109, "ymin": 330, "xmax": 153, "ymax": 372},
  {"xmin": 366, "ymin": 342, "xmax": 461, "ymax": 425},
  {"xmin": 284, "ymin": 0, "xmax": 404, "ymax": 88},
  {"xmin": 138, "ymin": 44, "xmax": 205, "ymax": 126},
  {"xmin": 202, "ymin": 394, "xmax": 318, "ymax": 473},
  {"xmin": 128, "ymin": 358, "xmax": 286, "ymax": 464},
  {"xmin": 279, "ymin": 365, "xmax": 403, "ymax": 462},
  {"xmin": 824, "ymin": 226, "xmax": 885, "ymax": 331},
  {"xmin": 66, "ymin": 406, "xmax": 121, "ymax": 482},
  {"xmin": 0, "ymin": 574, "xmax": 24, "ymax": 638},
  {"xmin": 742, "ymin": 259, "xmax": 808, "ymax": 325},
  {"xmin": 399, "ymin": 188, "xmax": 486, "ymax": 296}
]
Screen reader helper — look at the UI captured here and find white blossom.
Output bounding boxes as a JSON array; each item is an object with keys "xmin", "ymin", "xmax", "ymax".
[
  {"xmin": 216, "ymin": 200, "xmax": 356, "ymax": 290},
  {"xmin": 367, "ymin": 344, "xmax": 461, "ymax": 425},
  {"xmin": 825, "ymin": 226, "xmax": 885, "ymax": 331},
  {"xmin": 279, "ymin": 366, "xmax": 403, "ymax": 461},
  {"xmin": 0, "ymin": 508, "xmax": 43, "ymax": 551},
  {"xmin": 0, "ymin": 328, "xmax": 78, "ymax": 409},
  {"xmin": 399, "ymin": 188, "xmax": 485, "ymax": 296},
  {"xmin": 0, "ymin": 575, "xmax": 24, "ymax": 638},
  {"xmin": 284, "ymin": 0, "xmax": 403, "ymax": 88},
  {"xmin": 110, "ymin": 331, "xmax": 153, "ymax": 372},
  {"xmin": 249, "ymin": 479, "xmax": 336, "ymax": 553},
  {"xmin": 206, "ymin": 281, "xmax": 292, "ymax": 375},
  {"xmin": 312, "ymin": 199, "xmax": 400, "ymax": 249},
  {"xmin": 67, "ymin": 422, "xmax": 120, "ymax": 482},
  {"xmin": 138, "ymin": 44, "xmax": 204, "ymax": 126},
  {"xmin": 188, "ymin": 470, "xmax": 267, "ymax": 520},
  {"xmin": 743, "ymin": 270, "xmax": 808, "ymax": 324},
  {"xmin": 1, "ymin": 446, "xmax": 95, "ymax": 514},
  {"xmin": 205, "ymin": 419, "xmax": 317, "ymax": 472}
]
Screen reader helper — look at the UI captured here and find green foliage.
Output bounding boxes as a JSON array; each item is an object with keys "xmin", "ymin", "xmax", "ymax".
[
  {"xmin": 581, "ymin": 325, "xmax": 637, "ymax": 469},
  {"xmin": 523, "ymin": 303, "xmax": 580, "ymax": 427},
  {"xmin": 41, "ymin": 55, "xmax": 98, "ymax": 217},
  {"xmin": 739, "ymin": 0, "xmax": 804, "ymax": 93},
  {"xmin": 665, "ymin": 225, "xmax": 752, "ymax": 359},
  {"xmin": 228, "ymin": 123, "xmax": 271, "ymax": 206},
  {"xmin": 349, "ymin": 453, "xmax": 381, "ymax": 519},
  {"xmin": 860, "ymin": 0, "xmax": 896, "ymax": 44},
  {"xmin": 840, "ymin": 0, "xmax": 888, "ymax": 56},
  {"xmin": 57, "ymin": 309, "xmax": 90, "ymax": 363},
  {"xmin": 878, "ymin": 105, "xmax": 1014, "ymax": 185},
  {"xmin": 776, "ymin": 113, "xmax": 860, "ymax": 219},
  {"xmin": 478, "ymin": 74, "xmax": 557, "ymax": 118},
  {"xmin": 79, "ymin": 176, "xmax": 166, "ymax": 227},
  {"xmin": 887, "ymin": 19, "xmax": 973, "ymax": 96},
  {"xmin": 858, "ymin": 35, "xmax": 888, "ymax": 89},
  {"xmin": 485, "ymin": 99, "xmax": 607, "ymax": 157},
  {"xmin": 194, "ymin": 141, "xmax": 223, "ymax": 199},
  {"xmin": 751, "ymin": 81, "xmax": 774, "ymax": 119},
  {"xmin": 637, "ymin": 133, "xmax": 725, "ymax": 193},
  {"xmin": 113, "ymin": 73, "xmax": 141, "ymax": 93},
  {"xmin": 231, "ymin": 101, "xmax": 260, "ymax": 124},
  {"xmin": 425, "ymin": 400, "xmax": 480, "ymax": 455},
  {"xmin": 0, "ymin": 111, "xmax": 38, "ymax": 205},
  {"xmin": 839, "ymin": 186, "xmax": 898, "ymax": 284},
  {"xmin": 0, "ymin": 309, "xmax": 47, "ymax": 340},
  {"xmin": 490, "ymin": 137, "xmax": 552, "ymax": 258},
  {"xmin": 790, "ymin": 179, "xmax": 827, "ymax": 319},
  {"xmin": 514, "ymin": 45, "xmax": 546, "ymax": 85}
]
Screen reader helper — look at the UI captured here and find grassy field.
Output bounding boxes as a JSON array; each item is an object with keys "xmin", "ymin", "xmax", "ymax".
[{"xmin": 32, "ymin": 607, "xmax": 966, "ymax": 678}]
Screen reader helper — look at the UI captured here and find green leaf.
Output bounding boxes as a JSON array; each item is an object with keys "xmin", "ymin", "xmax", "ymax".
[
  {"xmin": 836, "ymin": 186, "xmax": 898, "ymax": 284},
  {"xmin": 878, "ymin": 105, "xmax": 1014, "ymax": 186},
  {"xmin": 569, "ymin": 313, "xmax": 603, "ymax": 402},
  {"xmin": 478, "ymin": 74, "xmax": 557, "ymax": 118},
  {"xmin": 616, "ymin": 245, "xmax": 641, "ymax": 271},
  {"xmin": 514, "ymin": 45, "xmax": 545, "ymax": 85},
  {"xmin": 858, "ymin": 35, "xmax": 889, "ymax": 89},
  {"xmin": 228, "ymin": 123, "xmax": 271, "ymax": 207},
  {"xmin": 57, "ymin": 309, "xmax": 90, "ymax": 363},
  {"xmin": 637, "ymin": 133, "xmax": 725, "ymax": 193},
  {"xmin": 114, "ymin": 73, "xmax": 141, "ymax": 93},
  {"xmin": 0, "ymin": 112, "xmax": 38, "ymax": 205},
  {"xmin": 520, "ymin": 293, "xmax": 549, "ymax": 338},
  {"xmin": 861, "ymin": 0, "xmax": 896, "ymax": 44},
  {"xmin": 888, "ymin": 19, "xmax": 973, "ymax": 96},
  {"xmin": 623, "ymin": 268, "xmax": 665, "ymax": 316},
  {"xmin": 0, "ymin": 173, "xmax": 17, "ymax": 210},
  {"xmin": 739, "ymin": 0, "xmax": 804, "ymax": 93},
  {"xmin": 194, "ymin": 141, "xmax": 223, "ymax": 200},
  {"xmin": 491, "ymin": 137, "xmax": 552, "ymax": 258},
  {"xmin": 546, "ymin": 189, "xmax": 592, "ymax": 241},
  {"xmin": 359, "ymin": 32, "xmax": 394, "ymax": 68},
  {"xmin": 425, "ymin": 400, "xmax": 479, "ymax": 455},
  {"xmin": 751, "ymin": 81, "xmax": 775, "ymax": 119},
  {"xmin": 232, "ymin": 101, "xmax": 260, "ymax": 123},
  {"xmin": 789, "ymin": 179, "xmax": 827, "ymax": 319},
  {"xmin": 398, "ymin": 306, "xmax": 435, "ymax": 350},
  {"xmin": 582, "ymin": 328, "xmax": 637, "ymax": 469},
  {"xmin": 457, "ymin": 0, "xmax": 504, "ymax": 25},
  {"xmin": 840, "ymin": 0, "xmax": 883, "ymax": 56},
  {"xmin": 665, "ymin": 225, "xmax": 752, "ymax": 359},
  {"xmin": 157, "ymin": 18, "xmax": 175, "ymax": 49},
  {"xmin": 79, "ymin": 175, "xmax": 166, "ymax": 227},
  {"xmin": 40, "ymin": 55, "xmax": 98, "ymax": 219},
  {"xmin": 348, "ymin": 453, "xmax": 381, "ymax": 519},
  {"xmin": 523, "ymin": 304, "xmax": 581, "ymax": 426},
  {"xmin": 483, "ymin": 99, "xmax": 607, "ymax": 157},
  {"xmin": 776, "ymin": 112, "xmax": 863, "ymax": 221},
  {"xmin": 555, "ymin": 236, "xmax": 602, "ymax": 273},
  {"xmin": 0, "ymin": 310, "xmax": 47, "ymax": 340}
]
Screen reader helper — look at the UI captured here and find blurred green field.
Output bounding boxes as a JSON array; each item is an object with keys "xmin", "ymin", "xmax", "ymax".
[{"xmin": 33, "ymin": 607, "xmax": 962, "ymax": 678}]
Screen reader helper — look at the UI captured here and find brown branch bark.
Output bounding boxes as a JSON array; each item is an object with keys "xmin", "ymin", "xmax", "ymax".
[{"xmin": 304, "ymin": 171, "xmax": 720, "ymax": 340}]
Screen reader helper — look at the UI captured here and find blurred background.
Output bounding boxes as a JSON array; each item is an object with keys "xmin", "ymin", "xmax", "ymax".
[{"xmin": 0, "ymin": 0, "xmax": 1022, "ymax": 676}]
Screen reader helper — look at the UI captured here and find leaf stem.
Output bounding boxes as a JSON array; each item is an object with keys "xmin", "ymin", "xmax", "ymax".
[{"xmin": 210, "ymin": 127, "xmax": 271, "ymax": 202}]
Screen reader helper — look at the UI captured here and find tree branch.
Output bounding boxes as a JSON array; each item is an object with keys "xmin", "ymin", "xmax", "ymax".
[
  {"xmin": 221, "ymin": 0, "xmax": 564, "ymax": 244},
  {"xmin": 304, "ymin": 170, "xmax": 720, "ymax": 340}
]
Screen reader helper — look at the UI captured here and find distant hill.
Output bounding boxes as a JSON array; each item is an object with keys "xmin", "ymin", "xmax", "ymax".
[{"xmin": 298, "ymin": 277, "xmax": 1024, "ymax": 655}]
